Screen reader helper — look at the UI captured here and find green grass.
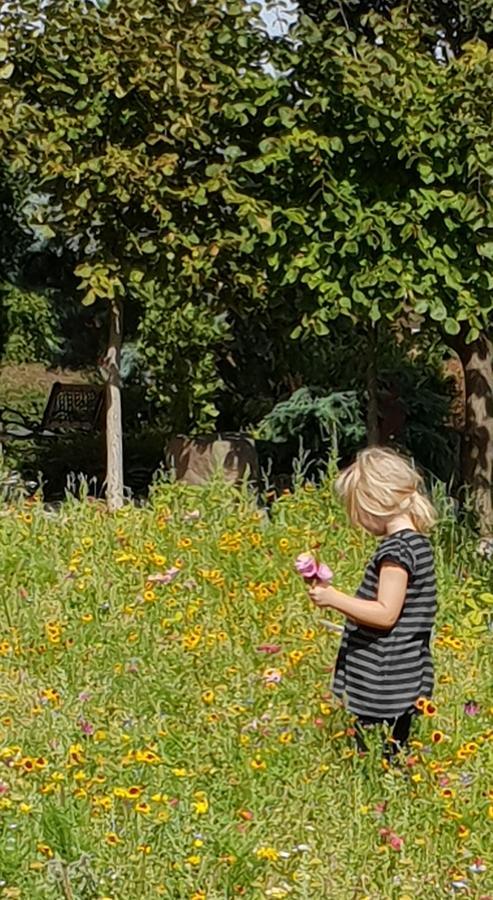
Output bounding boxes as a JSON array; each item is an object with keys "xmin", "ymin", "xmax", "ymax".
[{"xmin": 0, "ymin": 478, "xmax": 491, "ymax": 899}]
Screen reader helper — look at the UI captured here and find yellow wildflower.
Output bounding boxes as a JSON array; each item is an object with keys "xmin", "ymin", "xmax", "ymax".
[
  {"xmin": 255, "ymin": 846, "xmax": 279, "ymax": 862},
  {"xmin": 137, "ymin": 844, "xmax": 152, "ymax": 855},
  {"xmin": 193, "ymin": 791, "xmax": 209, "ymax": 815},
  {"xmin": 105, "ymin": 832, "xmax": 122, "ymax": 846}
]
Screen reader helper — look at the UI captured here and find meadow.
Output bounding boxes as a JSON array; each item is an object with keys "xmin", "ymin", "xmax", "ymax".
[{"xmin": 0, "ymin": 477, "xmax": 491, "ymax": 899}]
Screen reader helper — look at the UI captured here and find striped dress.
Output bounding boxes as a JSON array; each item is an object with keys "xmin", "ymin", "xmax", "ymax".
[{"xmin": 332, "ymin": 529, "xmax": 437, "ymax": 719}]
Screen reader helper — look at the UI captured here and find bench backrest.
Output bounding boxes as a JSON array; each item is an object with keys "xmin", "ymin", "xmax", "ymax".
[{"xmin": 41, "ymin": 383, "xmax": 105, "ymax": 432}]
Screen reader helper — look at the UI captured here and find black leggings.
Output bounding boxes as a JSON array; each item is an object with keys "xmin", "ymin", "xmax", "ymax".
[{"xmin": 354, "ymin": 710, "xmax": 415, "ymax": 758}]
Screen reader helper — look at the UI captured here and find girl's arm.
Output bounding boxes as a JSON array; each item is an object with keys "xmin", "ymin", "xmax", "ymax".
[{"xmin": 308, "ymin": 563, "xmax": 408, "ymax": 630}]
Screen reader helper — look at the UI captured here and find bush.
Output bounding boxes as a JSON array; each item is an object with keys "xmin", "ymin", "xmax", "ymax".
[{"xmin": 0, "ymin": 285, "xmax": 62, "ymax": 365}]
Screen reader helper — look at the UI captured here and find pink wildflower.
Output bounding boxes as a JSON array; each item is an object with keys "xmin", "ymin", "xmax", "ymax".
[
  {"xmin": 256, "ymin": 644, "xmax": 281, "ymax": 655},
  {"xmin": 295, "ymin": 553, "xmax": 318, "ymax": 579},
  {"xmin": 147, "ymin": 567, "xmax": 180, "ymax": 585},
  {"xmin": 380, "ymin": 828, "xmax": 404, "ymax": 852},
  {"xmin": 294, "ymin": 553, "xmax": 333, "ymax": 583},
  {"xmin": 317, "ymin": 562, "xmax": 333, "ymax": 583},
  {"xmin": 389, "ymin": 834, "xmax": 404, "ymax": 852},
  {"xmin": 79, "ymin": 719, "xmax": 94, "ymax": 735}
]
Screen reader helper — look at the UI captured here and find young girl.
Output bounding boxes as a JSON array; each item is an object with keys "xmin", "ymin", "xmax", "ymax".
[{"xmin": 308, "ymin": 447, "xmax": 437, "ymax": 758}]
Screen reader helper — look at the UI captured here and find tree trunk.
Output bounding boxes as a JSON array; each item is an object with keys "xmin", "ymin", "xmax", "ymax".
[
  {"xmin": 105, "ymin": 300, "xmax": 124, "ymax": 512},
  {"xmin": 366, "ymin": 326, "xmax": 380, "ymax": 445},
  {"xmin": 455, "ymin": 331, "xmax": 493, "ymax": 535}
]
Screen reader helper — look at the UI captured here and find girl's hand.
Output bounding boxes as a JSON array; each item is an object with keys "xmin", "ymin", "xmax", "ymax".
[{"xmin": 308, "ymin": 582, "xmax": 337, "ymax": 609}]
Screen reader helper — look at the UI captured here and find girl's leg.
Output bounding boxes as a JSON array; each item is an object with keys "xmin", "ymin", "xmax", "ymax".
[
  {"xmin": 354, "ymin": 717, "xmax": 379, "ymax": 755},
  {"xmin": 384, "ymin": 710, "xmax": 414, "ymax": 760}
]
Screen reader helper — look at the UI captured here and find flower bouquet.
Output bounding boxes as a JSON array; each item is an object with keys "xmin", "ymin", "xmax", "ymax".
[
  {"xmin": 294, "ymin": 552, "xmax": 333, "ymax": 584},
  {"xmin": 295, "ymin": 553, "xmax": 343, "ymax": 634}
]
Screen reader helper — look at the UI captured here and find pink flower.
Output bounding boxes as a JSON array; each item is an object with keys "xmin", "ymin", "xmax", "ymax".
[
  {"xmin": 380, "ymin": 828, "xmax": 404, "ymax": 852},
  {"xmin": 389, "ymin": 834, "xmax": 404, "ymax": 852},
  {"xmin": 147, "ymin": 567, "xmax": 180, "ymax": 585},
  {"xmin": 294, "ymin": 553, "xmax": 333, "ymax": 583},
  {"xmin": 79, "ymin": 719, "xmax": 94, "ymax": 736},
  {"xmin": 295, "ymin": 553, "xmax": 318, "ymax": 579},
  {"xmin": 256, "ymin": 644, "xmax": 281, "ymax": 655},
  {"xmin": 317, "ymin": 562, "xmax": 333, "ymax": 584},
  {"xmin": 464, "ymin": 700, "xmax": 480, "ymax": 716}
]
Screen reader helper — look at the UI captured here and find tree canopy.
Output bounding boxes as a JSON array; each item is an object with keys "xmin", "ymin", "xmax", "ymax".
[
  {"xmin": 1, "ymin": 1, "xmax": 493, "ymax": 523},
  {"xmin": 1, "ymin": 0, "xmax": 278, "ymax": 427},
  {"xmin": 296, "ymin": 0, "xmax": 493, "ymax": 51}
]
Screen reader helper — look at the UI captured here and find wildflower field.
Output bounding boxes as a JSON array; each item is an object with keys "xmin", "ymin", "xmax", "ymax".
[{"xmin": 0, "ymin": 479, "xmax": 491, "ymax": 900}]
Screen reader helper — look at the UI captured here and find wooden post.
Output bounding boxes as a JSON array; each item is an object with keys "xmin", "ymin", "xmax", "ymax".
[
  {"xmin": 105, "ymin": 299, "xmax": 124, "ymax": 512},
  {"xmin": 454, "ymin": 331, "xmax": 493, "ymax": 535}
]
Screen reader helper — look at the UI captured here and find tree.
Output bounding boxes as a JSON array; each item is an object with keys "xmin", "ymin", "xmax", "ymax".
[
  {"xmin": 295, "ymin": 0, "xmax": 493, "ymax": 51},
  {"xmin": 1, "ymin": 0, "xmax": 276, "ymax": 508},
  {"xmin": 234, "ymin": 7, "xmax": 493, "ymax": 528}
]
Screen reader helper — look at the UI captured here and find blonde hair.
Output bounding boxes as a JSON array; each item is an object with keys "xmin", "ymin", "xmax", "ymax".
[{"xmin": 335, "ymin": 447, "xmax": 436, "ymax": 534}]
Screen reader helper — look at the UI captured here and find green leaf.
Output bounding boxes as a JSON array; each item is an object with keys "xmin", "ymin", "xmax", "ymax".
[
  {"xmin": 0, "ymin": 62, "xmax": 14, "ymax": 79},
  {"xmin": 81, "ymin": 289, "xmax": 97, "ymax": 306},
  {"xmin": 444, "ymin": 318, "xmax": 461, "ymax": 336},
  {"xmin": 224, "ymin": 145, "xmax": 243, "ymax": 162},
  {"xmin": 241, "ymin": 159, "xmax": 266, "ymax": 174},
  {"xmin": 256, "ymin": 215, "xmax": 272, "ymax": 233},
  {"xmin": 284, "ymin": 209, "xmax": 306, "ymax": 225},
  {"xmin": 193, "ymin": 187, "xmax": 207, "ymax": 206},
  {"xmin": 141, "ymin": 241, "xmax": 157, "ymax": 254},
  {"xmin": 430, "ymin": 301, "xmax": 447, "ymax": 322},
  {"xmin": 75, "ymin": 190, "xmax": 91, "ymax": 210},
  {"xmin": 477, "ymin": 242, "xmax": 493, "ymax": 260},
  {"xmin": 129, "ymin": 269, "xmax": 144, "ymax": 284},
  {"xmin": 75, "ymin": 264, "xmax": 93, "ymax": 279},
  {"xmin": 35, "ymin": 224, "xmax": 56, "ymax": 240}
]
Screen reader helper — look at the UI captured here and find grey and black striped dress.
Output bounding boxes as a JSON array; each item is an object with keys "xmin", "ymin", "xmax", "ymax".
[{"xmin": 332, "ymin": 529, "xmax": 437, "ymax": 719}]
